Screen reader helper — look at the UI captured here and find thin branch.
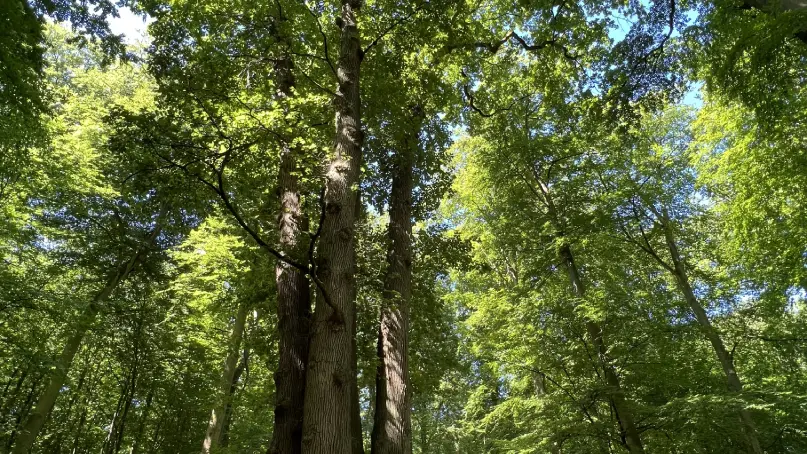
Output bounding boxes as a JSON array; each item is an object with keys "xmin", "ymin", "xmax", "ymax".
[
  {"xmin": 363, "ymin": 2, "xmax": 427, "ymax": 55},
  {"xmin": 302, "ymin": 0, "xmax": 337, "ymax": 77},
  {"xmin": 307, "ymin": 187, "xmax": 344, "ymax": 323}
]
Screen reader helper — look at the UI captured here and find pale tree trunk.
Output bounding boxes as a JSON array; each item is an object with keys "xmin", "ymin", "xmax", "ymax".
[
  {"xmin": 268, "ymin": 48, "xmax": 312, "ymax": 454},
  {"xmin": 371, "ymin": 114, "xmax": 418, "ymax": 454},
  {"xmin": 201, "ymin": 300, "xmax": 249, "ymax": 453},
  {"xmin": 659, "ymin": 212, "xmax": 762, "ymax": 454},
  {"xmin": 301, "ymin": 0, "xmax": 363, "ymax": 452},
  {"xmin": 535, "ymin": 178, "xmax": 644, "ymax": 453},
  {"xmin": 12, "ymin": 221, "xmax": 163, "ymax": 454},
  {"xmin": 221, "ymin": 352, "xmax": 246, "ymax": 448}
]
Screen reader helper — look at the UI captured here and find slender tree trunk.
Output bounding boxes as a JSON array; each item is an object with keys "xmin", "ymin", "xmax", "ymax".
[
  {"xmin": 130, "ymin": 386, "xmax": 153, "ymax": 454},
  {"xmin": 201, "ymin": 299, "xmax": 249, "ymax": 453},
  {"xmin": 102, "ymin": 381, "xmax": 129, "ymax": 454},
  {"xmin": 535, "ymin": 178, "xmax": 644, "ymax": 453},
  {"xmin": 660, "ymin": 214, "xmax": 762, "ymax": 454},
  {"xmin": 559, "ymin": 245, "xmax": 645, "ymax": 453},
  {"xmin": 4, "ymin": 375, "xmax": 41, "ymax": 453},
  {"xmin": 350, "ymin": 332, "xmax": 364, "ymax": 454},
  {"xmin": 0, "ymin": 367, "xmax": 27, "ymax": 424},
  {"xmin": 111, "ymin": 364, "xmax": 137, "ymax": 453},
  {"xmin": 70, "ymin": 408, "xmax": 87, "ymax": 454},
  {"xmin": 11, "ymin": 221, "xmax": 163, "ymax": 454},
  {"xmin": 268, "ymin": 48, "xmax": 312, "ymax": 454},
  {"xmin": 301, "ymin": 1, "xmax": 363, "ymax": 452},
  {"xmin": 371, "ymin": 114, "xmax": 418, "ymax": 454},
  {"xmin": 221, "ymin": 352, "xmax": 246, "ymax": 448}
]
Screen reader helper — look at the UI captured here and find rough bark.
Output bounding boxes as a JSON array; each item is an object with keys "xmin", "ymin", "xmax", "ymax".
[
  {"xmin": 660, "ymin": 214, "xmax": 762, "ymax": 454},
  {"xmin": 11, "ymin": 221, "xmax": 162, "ymax": 454},
  {"xmin": 371, "ymin": 118, "xmax": 417, "ymax": 454},
  {"xmin": 268, "ymin": 50, "xmax": 312, "ymax": 454},
  {"xmin": 535, "ymin": 178, "xmax": 644, "ymax": 453},
  {"xmin": 201, "ymin": 300, "xmax": 249, "ymax": 454},
  {"xmin": 301, "ymin": 1, "xmax": 363, "ymax": 452}
]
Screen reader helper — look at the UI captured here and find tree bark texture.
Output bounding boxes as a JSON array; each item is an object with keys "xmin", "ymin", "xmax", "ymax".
[
  {"xmin": 371, "ymin": 118, "xmax": 417, "ymax": 454},
  {"xmin": 301, "ymin": 1, "xmax": 363, "ymax": 452},
  {"xmin": 202, "ymin": 300, "xmax": 249, "ymax": 454},
  {"xmin": 660, "ymin": 215, "xmax": 762, "ymax": 454},
  {"xmin": 12, "ymin": 221, "xmax": 162, "ymax": 454},
  {"xmin": 269, "ymin": 50, "xmax": 312, "ymax": 454}
]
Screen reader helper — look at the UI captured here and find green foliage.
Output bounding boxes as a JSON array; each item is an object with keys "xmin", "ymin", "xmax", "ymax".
[{"xmin": 2, "ymin": 1, "xmax": 807, "ymax": 452}]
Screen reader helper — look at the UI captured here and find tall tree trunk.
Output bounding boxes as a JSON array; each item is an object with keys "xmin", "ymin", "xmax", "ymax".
[
  {"xmin": 11, "ymin": 221, "xmax": 163, "ymax": 454},
  {"xmin": 102, "ymin": 381, "xmax": 129, "ymax": 454},
  {"xmin": 221, "ymin": 351, "xmax": 246, "ymax": 448},
  {"xmin": 201, "ymin": 299, "xmax": 249, "ymax": 453},
  {"xmin": 111, "ymin": 363, "xmax": 137, "ymax": 453},
  {"xmin": 558, "ymin": 245, "xmax": 645, "ymax": 453},
  {"xmin": 660, "ymin": 212, "xmax": 762, "ymax": 454},
  {"xmin": 3, "ymin": 375, "xmax": 41, "ymax": 454},
  {"xmin": 268, "ymin": 48, "xmax": 312, "ymax": 454},
  {"xmin": 301, "ymin": 0, "xmax": 363, "ymax": 452},
  {"xmin": 130, "ymin": 386, "xmax": 153, "ymax": 454},
  {"xmin": 535, "ymin": 178, "xmax": 644, "ymax": 453},
  {"xmin": 371, "ymin": 114, "xmax": 418, "ymax": 454}
]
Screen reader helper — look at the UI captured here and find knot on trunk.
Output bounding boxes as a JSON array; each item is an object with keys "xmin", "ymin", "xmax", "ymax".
[
  {"xmin": 325, "ymin": 201, "xmax": 341, "ymax": 215},
  {"xmin": 337, "ymin": 226, "xmax": 353, "ymax": 242}
]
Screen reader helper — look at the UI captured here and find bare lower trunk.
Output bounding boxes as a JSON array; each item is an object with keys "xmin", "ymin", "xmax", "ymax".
[
  {"xmin": 202, "ymin": 300, "xmax": 249, "ymax": 453},
  {"xmin": 12, "ymin": 222, "xmax": 162, "ymax": 454},
  {"xmin": 661, "ymin": 215, "xmax": 762, "ymax": 454},
  {"xmin": 269, "ymin": 50, "xmax": 312, "ymax": 454},
  {"xmin": 301, "ymin": 1, "xmax": 363, "ymax": 452},
  {"xmin": 371, "ymin": 117, "xmax": 417, "ymax": 454}
]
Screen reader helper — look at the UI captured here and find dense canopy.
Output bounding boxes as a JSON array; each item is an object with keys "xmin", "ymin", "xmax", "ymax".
[{"xmin": 1, "ymin": 0, "xmax": 806, "ymax": 453}]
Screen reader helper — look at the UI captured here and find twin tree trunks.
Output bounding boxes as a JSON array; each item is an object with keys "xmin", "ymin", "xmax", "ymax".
[{"xmin": 300, "ymin": 0, "xmax": 367, "ymax": 453}]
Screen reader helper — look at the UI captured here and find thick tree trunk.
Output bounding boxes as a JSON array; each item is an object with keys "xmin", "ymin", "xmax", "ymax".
[
  {"xmin": 301, "ymin": 1, "xmax": 363, "ymax": 452},
  {"xmin": 371, "ymin": 118, "xmax": 417, "ymax": 454},
  {"xmin": 201, "ymin": 299, "xmax": 249, "ymax": 453},
  {"xmin": 268, "ymin": 50, "xmax": 312, "ymax": 454},
  {"xmin": 11, "ymin": 221, "xmax": 162, "ymax": 454},
  {"xmin": 535, "ymin": 177, "xmax": 643, "ymax": 453},
  {"xmin": 660, "ymin": 215, "xmax": 762, "ymax": 454}
]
